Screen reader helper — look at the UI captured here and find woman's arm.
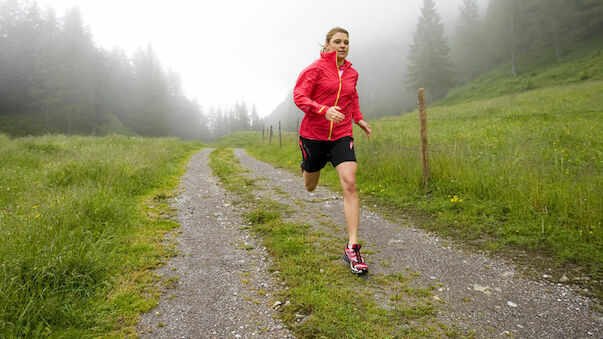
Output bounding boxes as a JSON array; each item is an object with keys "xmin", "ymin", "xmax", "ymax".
[{"xmin": 293, "ymin": 68, "xmax": 329, "ymax": 115}]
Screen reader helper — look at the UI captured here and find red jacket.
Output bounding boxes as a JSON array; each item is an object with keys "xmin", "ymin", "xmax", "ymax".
[{"xmin": 294, "ymin": 51, "xmax": 364, "ymax": 141}]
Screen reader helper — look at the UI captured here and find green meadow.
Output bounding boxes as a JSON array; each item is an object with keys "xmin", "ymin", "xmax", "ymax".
[
  {"xmin": 223, "ymin": 80, "xmax": 602, "ymax": 290},
  {"xmin": 0, "ymin": 134, "xmax": 201, "ymax": 337}
]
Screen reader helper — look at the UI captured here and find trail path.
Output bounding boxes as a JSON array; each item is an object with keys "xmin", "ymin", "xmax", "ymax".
[
  {"xmin": 138, "ymin": 149, "xmax": 291, "ymax": 338},
  {"xmin": 139, "ymin": 148, "xmax": 602, "ymax": 338}
]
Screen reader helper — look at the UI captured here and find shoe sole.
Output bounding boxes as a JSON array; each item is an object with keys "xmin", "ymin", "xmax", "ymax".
[{"xmin": 342, "ymin": 254, "xmax": 368, "ymax": 274}]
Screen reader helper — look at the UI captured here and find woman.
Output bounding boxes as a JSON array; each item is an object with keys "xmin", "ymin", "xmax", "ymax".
[{"xmin": 293, "ymin": 27, "xmax": 372, "ymax": 274}]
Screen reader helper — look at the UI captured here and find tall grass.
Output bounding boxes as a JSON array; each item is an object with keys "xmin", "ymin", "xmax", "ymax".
[
  {"xmin": 221, "ymin": 81, "xmax": 602, "ymax": 283},
  {"xmin": 0, "ymin": 134, "xmax": 201, "ymax": 337}
]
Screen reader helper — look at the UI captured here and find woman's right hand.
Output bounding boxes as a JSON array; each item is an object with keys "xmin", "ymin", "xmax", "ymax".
[{"xmin": 325, "ymin": 106, "xmax": 345, "ymax": 123}]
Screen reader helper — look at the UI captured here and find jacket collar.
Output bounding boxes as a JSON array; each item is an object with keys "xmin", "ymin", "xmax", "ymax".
[{"xmin": 320, "ymin": 51, "xmax": 352, "ymax": 70}]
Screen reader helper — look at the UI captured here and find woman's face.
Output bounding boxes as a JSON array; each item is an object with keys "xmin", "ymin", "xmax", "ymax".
[{"xmin": 326, "ymin": 32, "xmax": 349, "ymax": 60}]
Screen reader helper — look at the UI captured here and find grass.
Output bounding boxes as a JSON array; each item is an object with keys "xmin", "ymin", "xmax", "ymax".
[
  {"xmin": 216, "ymin": 80, "xmax": 602, "ymax": 295},
  {"xmin": 0, "ymin": 134, "xmax": 201, "ymax": 337},
  {"xmin": 208, "ymin": 148, "xmax": 468, "ymax": 338}
]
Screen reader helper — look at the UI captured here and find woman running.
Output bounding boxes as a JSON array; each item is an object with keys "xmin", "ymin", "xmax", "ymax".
[{"xmin": 293, "ymin": 27, "xmax": 372, "ymax": 274}]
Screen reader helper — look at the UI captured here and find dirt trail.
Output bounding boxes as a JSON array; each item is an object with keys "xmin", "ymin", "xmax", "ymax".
[
  {"xmin": 138, "ymin": 149, "xmax": 291, "ymax": 338},
  {"xmin": 232, "ymin": 148, "xmax": 602, "ymax": 338}
]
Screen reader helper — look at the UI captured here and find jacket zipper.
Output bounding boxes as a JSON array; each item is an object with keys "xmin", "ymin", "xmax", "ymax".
[{"xmin": 328, "ymin": 58, "xmax": 342, "ymax": 140}]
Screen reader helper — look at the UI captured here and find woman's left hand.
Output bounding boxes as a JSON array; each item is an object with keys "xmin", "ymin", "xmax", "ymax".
[{"xmin": 358, "ymin": 120, "xmax": 371, "ymax": 140}]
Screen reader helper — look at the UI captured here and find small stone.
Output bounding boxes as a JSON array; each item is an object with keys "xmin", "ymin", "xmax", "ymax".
[
  {"xmin": 517, "ymin": 324, "xmax": 524, "ymax": 329},
  {"xmin": 502, "ymin": 271, "xmax": 514, "ymax": 278},
  {"xmin": 235, "ymin": 335, "xmax": 241, "ymax": 338},
  {"xmin": 430, "ymin": 276, "xmax": 436, "ymax": 280},
  {"xmin": 473, "ymin": 284, "xmax": 492, "ymax": 295},
  {"xmin": 559, "ymin": 274, "xmax": 570, "ymax": 282},
  {"xmin": 284, "ymin": 300, "xmax": 290, "ymax": 307},
  {"xmin": 507, "ymin": 301, "xmax": 518, "ymax": 308},
  {"xmin": 543, "ymin": 274, "xmax": 552, "ymax": 279},
  {"xmin": 273, "ymin": 301, "xmax": 282, "ymax": 308}
]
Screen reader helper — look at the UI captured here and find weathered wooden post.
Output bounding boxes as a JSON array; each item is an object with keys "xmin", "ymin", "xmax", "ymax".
[
  {"xmin": 269, "ymin": 125, "xmax": 273, "ymax": 144},
  {"xmin": 262, "ymin": 123, "xmax": 265, "ymax": 141},
  {"xmin": 418, "ymin": 88, "xmax": 430, "ymax": 187},
  {"xmin": 279, "ymin": 121, "xmax": 282, "ymax": 147}
]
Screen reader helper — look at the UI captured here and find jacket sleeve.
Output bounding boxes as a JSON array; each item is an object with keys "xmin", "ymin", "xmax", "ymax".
[
  {"xmin": 293, "ymin": 67, "xmax": 328, "ymax": 115},
  {"xmin": 351, "ymin": 77, "xmax": 364, "ymax": 123}
]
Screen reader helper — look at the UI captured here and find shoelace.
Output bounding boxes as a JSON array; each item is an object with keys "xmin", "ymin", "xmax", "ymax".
[{"xmin": 353, "ymin": 247, "xmax": 363, "ymax": 264}]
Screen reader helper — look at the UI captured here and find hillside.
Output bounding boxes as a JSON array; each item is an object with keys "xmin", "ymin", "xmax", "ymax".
[{"xmin": 440, "ymin": 38, "xmax": 603, "ymax": 105}]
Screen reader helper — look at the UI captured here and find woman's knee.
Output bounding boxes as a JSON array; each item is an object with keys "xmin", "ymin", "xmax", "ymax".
[
  {"xmin": 340, "ymin": 175, "xmax": 357, "ymax": 193},
  {"xmin": 305, "ymin": 181, "xmax": 317, "ymax": 191}
]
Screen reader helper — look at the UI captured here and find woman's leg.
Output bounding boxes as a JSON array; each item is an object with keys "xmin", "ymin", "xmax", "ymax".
[
  {"xmin": 335, "ymin": 161, "xmax": 359, "ymax": 246},
  {"xmin": 303, "ymin": 170, "xmax": 320, "ymax": 192}
]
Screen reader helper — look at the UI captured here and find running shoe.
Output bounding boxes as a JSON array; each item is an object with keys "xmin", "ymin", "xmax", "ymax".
[{"xmin": 342, "ymin": 244, "xmax": 368, "ymax": 274}]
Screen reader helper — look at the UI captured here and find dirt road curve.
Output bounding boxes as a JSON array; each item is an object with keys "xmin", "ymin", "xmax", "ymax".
[{"xmin": 139, "ymin": 148, "xmax": 602, "ymax": 338}]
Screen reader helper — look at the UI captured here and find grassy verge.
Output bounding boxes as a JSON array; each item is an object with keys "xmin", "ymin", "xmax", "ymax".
[
  {"xmin": 208, "ymin": 148, "xmax": 469, "ymax": 338},
  {"xmin": 0, "ymin": 134, "xmax": 202, "ymax": 337},
  {"xmin": 217, "ymin": 81, "xmax": 602, "ymax": 298}
]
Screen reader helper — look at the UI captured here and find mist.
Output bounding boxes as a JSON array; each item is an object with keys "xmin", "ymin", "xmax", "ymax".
[{"xmin": 1, "ymin": 0, "xmax": 600, "ymax": 139}]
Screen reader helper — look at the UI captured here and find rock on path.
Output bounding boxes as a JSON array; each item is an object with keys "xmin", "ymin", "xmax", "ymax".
[
  {"xmin": 137, "ymin": 149, "xmax": 291, "ymax": 338},
  {"xmin": 233, "ymin": 148, "xmax": 603, "ymax": 339}
]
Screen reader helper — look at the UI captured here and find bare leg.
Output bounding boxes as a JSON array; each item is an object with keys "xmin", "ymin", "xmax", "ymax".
[
  {"xmin": 303, "ymin": 170, "xmax": 320, "ymax": 192},
  {"xmin": 335, "ymin": 161, "xmax": 359, "ymax": 246}
]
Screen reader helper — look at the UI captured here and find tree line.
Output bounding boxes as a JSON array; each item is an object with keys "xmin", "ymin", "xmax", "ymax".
[
  {"xmin": 0, "ymin": 0, "xmax": 261, "ymax": 140},
  {"xmin": 407, "ymin": 0, "xmax": 602, "ymax": 103},
  {"xmin": 206, "ymin": 102, "xmax": 262, "ymax": 139}
]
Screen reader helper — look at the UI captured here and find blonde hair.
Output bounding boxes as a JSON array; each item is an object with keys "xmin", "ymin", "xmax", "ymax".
[{"xmin": 321, "ymin": 27, "xmax": 349, "ymax": 53}]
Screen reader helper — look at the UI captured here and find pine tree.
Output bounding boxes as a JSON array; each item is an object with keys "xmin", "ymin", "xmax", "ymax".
[
  {"xmin": 451, "ymin": 0, "xmax": 484, "ymax": 83},
  {"xmin": 249, "ymin": 104, "xmax": 261, "ymax": 131},
  {"xmin": 406, "ymin": 0, "xmax": 453, "ymax": 102}
]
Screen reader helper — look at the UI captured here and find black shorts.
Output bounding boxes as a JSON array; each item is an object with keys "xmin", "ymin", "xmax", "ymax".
[{"xmin": 299, "ymin": 136, "xmax": 356, "ymax": 173}]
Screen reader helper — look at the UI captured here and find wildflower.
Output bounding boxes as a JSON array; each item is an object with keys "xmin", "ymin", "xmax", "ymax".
[
  {"xmin": 450, "ymin": 195, "xmax": 463, "ymax": 203},
  {"xmin": 35, "ymin": 213, "xmax": 40, "ymax": 218},
  {"xmin": 33, "ymin": 205, "xmax": 38, "ymax": 209}
]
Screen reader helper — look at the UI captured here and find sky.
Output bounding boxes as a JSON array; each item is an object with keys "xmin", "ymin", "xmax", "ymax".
[{"xmin": 37, "ymin": 0, "xmax": 481, "ymax": 117}]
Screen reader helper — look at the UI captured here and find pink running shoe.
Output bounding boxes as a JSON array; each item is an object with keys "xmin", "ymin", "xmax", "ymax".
[{"xmin": 342, "ymin": 244, "xmax": 368, "ymax": 274}]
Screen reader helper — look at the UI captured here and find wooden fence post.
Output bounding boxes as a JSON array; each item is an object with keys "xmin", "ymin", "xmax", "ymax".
[
  {"xmin": 418, "ymin": 88, "xmax": 430, "ymax": 187},
  {"xmin": 279, "ymin": 121, "xmax": 282, "ymax": 147},
  {"xmin": 269, "ymin": 125, "xmax": 273, "ymax": 145},
  {"xmin": 262, "ymin": 124, "xmax": 265, "ymax": 141}
]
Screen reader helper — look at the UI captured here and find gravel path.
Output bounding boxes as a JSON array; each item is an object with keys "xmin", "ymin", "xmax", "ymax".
[
  {"xmin": 137, "ymin": 149, "xmax": 291, "ymax": 338},
  {"xmin": 233, "ymin": 148, "xmax": 603, "ymax": 339}
]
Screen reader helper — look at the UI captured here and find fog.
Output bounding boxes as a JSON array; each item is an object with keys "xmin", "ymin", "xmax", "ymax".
[
  {"xmin": 34, "ymin": 0, "xmax": 487, "ymax": 117},
  {"xmin": 2, "ymin": 0, "xmax": 598, "ymax": 139}
]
